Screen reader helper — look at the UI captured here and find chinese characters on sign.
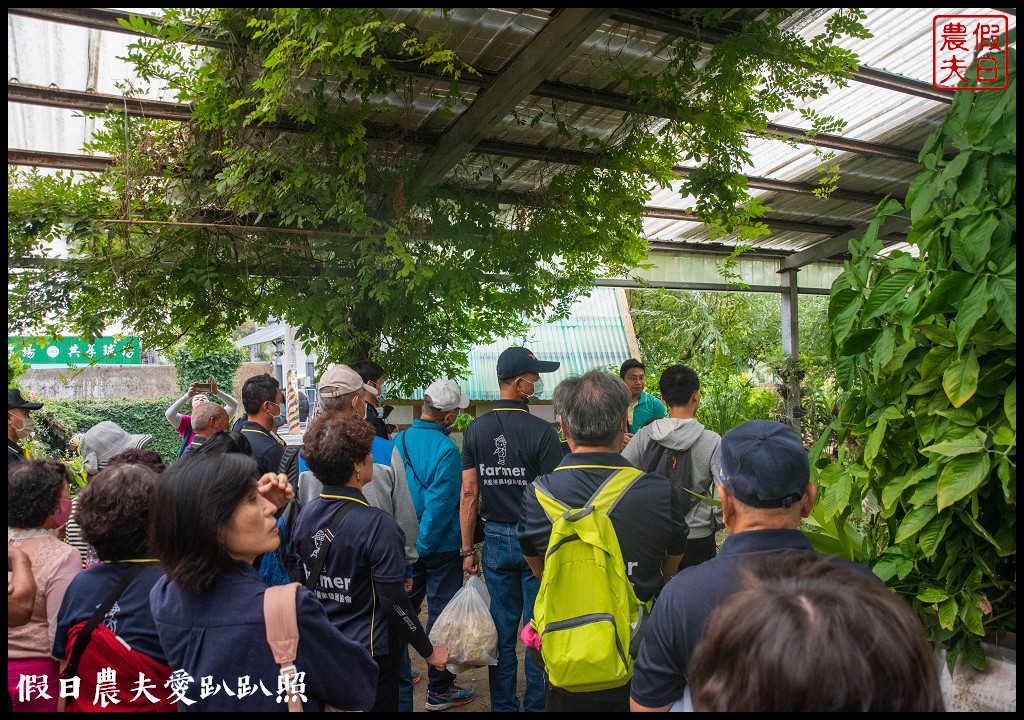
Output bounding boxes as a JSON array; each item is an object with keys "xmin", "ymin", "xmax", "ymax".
[
  {"xmin": 933, "ymin": 14, "xmax": 1009, "ymax": 90},
  {"xmin": 18, "ymin": 670, "xmax": 308, "ymax": 707},
  {"xmin": 7, "ymin": 336, "xmax": 142, "ymax": 366}
]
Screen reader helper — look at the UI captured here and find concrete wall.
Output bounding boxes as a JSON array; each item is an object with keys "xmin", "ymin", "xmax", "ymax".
[{"xmin": 21, "ymin": 362, "xmax": 275, "ymax": 401}]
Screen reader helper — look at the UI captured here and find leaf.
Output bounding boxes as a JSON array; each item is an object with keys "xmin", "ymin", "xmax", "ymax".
[
  {"xmin": 819, "ymin": 471, "xmax": 852, "ymax": 520},
  {"xmin": 863, "ymin": 271, "xmax": 916, "ymax": 321},
  {"xmin": 951, "ymin": 217, "xmax": 996, "ymax": 273},
  {"xmin": 953, "ymin": 277, "xmax": 990, "ymax": 351},
  {"xmin": 918, "ymin": 344, "xmax": 954, "ymax": 381},
  {"xmin": 937, "ymin": 597, "xmax": 958, "ymax": 630},
  {"xmin": 1005, "ymin": 378, "xmax": 1016, "ymax": 432},
  {"xmin": 918, "ymin": 513, "xmax": 952, "ymax": 558},
  {"xmin": 959, "ymin": 600, "xmax": 985, "ymax": 636},
  {"xmin": 916, "ymin": 587, "xmax": 950, "ymax": 603},
  {"xmin": 937, "ymin": 453, "xmax": 991, "ymax": 510},
  {"xmin": 989, "ymin": 274, "xmax": 1016, "ymax": 335},
  {"xmin": 894, "ymin": 503, "xmax": 936, "ymax": 543},
  {"xmin": 920, "ymin": 428, "xmax": 986, "ymax": 457},
  {"xmin": 960, "ymin": 510, "xmax": 1007, "ymax": 554},
  {"xmin": 863, "ymin": 417, "xmax": 887, "ymax": 467},
  {"xmin": 942, "ymin": 349, "xmax": 979, "ymax": 408}
]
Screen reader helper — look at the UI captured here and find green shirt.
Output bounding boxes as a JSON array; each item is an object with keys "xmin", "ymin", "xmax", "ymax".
[{"xmin": 627, "ymin": 391, "xmax": 667, "ymax": 433}]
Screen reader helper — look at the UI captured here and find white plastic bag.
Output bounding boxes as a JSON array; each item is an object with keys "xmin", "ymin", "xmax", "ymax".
[{"xmin": 428, "ymin": 575, "xmax": 498, "ymax": 673}]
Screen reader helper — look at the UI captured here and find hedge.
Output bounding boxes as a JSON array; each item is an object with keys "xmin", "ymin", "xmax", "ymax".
[{"xmin": 35, "ymin": 397, "xmax": 185, "ymax": 464}]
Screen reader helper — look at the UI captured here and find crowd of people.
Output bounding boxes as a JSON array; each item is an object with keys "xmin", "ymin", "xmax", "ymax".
[{"xmin": 8, "ymin": 350, "xmax": 946, "ymax": 713}]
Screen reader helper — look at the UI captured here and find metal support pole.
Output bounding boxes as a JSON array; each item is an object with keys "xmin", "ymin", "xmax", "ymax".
[{"xmin": 780, "ymin": 270, "xmax": 803, "ymax": 432}]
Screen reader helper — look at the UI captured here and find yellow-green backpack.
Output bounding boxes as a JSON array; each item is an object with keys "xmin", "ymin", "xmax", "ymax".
[{"xmin": 532, "ymin": 466, "xmax": 650, "ymax": 693}]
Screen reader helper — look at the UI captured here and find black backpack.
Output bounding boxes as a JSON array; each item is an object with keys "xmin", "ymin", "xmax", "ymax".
[
  {"xmin": 273, "ymin": 446, "xmax": 305, "ymax": 583},
  {"xmin": 638, "ymin": 441, "xmax": 696, "ymax": 515}
]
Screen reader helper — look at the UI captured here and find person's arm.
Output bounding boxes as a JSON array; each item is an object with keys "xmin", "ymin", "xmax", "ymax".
[
  {"xmin": 213, "ymin": 385, "xmax": 238, "ymax": 420},
  {"xmin": 8, "ymin": 545, "xmax": 36, "ymax": 627},
  {"xmin": 416, "ymin": 444, "xmax": 461, "ymax": 557},
  {"xmin": 388, "ymin": 448, "xmax": 420, "ymax": 566},
  {"xmin": 620, "ymin": 427, "xmax": 647, "ymax": 466},
  {"xmin": 377, "ymin": 578, "xmax": 448, "ymax": 670},
  {"xmin": 164, "ymin": 386, "xmax": 194, "ymax": 431},
  {"xmin": 661, "ymin": 554, "xmax": 683, "ymax": 584},
  {"xmin": 524, "ymin": 554, "xmax": 543, "ymax": 579},
  {"xmin": 630, "ymin": 699, "xmax": 673, "ymax": 712},
  {"xmin": 460, "ymin": 467, "xmax": 481, "ymax": 576}
]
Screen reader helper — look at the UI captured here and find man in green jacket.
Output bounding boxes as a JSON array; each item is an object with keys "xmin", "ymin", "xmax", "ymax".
[{"xmin": 620, "ymin": 359, "xmax": 667, "ymax": 437}]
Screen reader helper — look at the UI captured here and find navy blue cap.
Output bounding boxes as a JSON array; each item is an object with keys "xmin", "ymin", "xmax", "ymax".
[
  {"xmin": 712, "ymin": 420, "xmax": 810, "ymax": 508},
  {"xmin": 496, "ymin": 346, "xmax": 560, "ymax": 381},
  {"xmin": 8, "ymin": 388, "xmax": 43, "ymax": 411}
]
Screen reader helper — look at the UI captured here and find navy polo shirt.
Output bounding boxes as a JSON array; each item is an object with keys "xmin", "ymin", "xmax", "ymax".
[
  {"xmin": 8, "ymin": 438, "xmax": 26, "ymax": 465},
  {"xmin": 53, "ymin": 562, "xmax": 167, "ymax": 663},
  {"xmin": 291, "ymin": 486, "xmax": 408, "ymax": 657},
  {"xmin": 461, "ymin": 400, "xmax": 563, "ymax": 524},
  {"xmin": 240, "ymin": 420, "xmax": 285, "ymax": 474},
  {"xmin": 150, "ymin": 559, "xmax": 377, "ymax": 712},
  {"xmin": 181, "ymin": 437, "xmax": 205, "ymax": 457},
  {"xmin": 517, "ymin": 452, "xmax": 689, "ymax": 603},
  {"xmin": 630, "ymin": 529, "xmax": 880, "ymax": 709}
]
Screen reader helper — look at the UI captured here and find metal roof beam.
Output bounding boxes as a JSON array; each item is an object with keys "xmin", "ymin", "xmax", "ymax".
[
  {"xmin": 779, "ymin": 215, "xmax": 911, "ymax": 270},
  {"xmin": 595, "ymin": 277, "xmax": 831, "ymax": 296},
  {"xmin": 414, "ymin": 8, "xmax": 612, "ymax": 186}
]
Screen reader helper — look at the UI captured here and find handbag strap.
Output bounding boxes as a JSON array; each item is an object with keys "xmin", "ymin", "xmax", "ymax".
[
  {"xmin": 64, "ymin": 563, "xmax": 149, "ymax": 679},
  {"xmin": 264, "ymin": 582, "xmax": 303, "ymax": 713},
  {"xmin": 302, "ymin": 500, "xmax": 357, "ymax": 592}
]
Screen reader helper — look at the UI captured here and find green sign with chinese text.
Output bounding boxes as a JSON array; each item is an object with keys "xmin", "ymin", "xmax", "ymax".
[{"xmin": 8, "ymin": 336, "xmax": 142, "ymax": 365}]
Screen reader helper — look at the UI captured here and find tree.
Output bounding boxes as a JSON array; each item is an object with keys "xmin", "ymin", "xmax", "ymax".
[
  {"xmin": 819, "ymin": 49, "xmax": 1015, "ymax": 670},
  {"xmin": 8, "ymin": 8, "xmax": 869, "ymax": 393}
]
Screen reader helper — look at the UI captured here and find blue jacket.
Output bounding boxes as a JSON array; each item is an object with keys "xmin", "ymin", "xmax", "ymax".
[{"xmin": 394, "ymin": 419, "xmax": 461, "ymax": 557}]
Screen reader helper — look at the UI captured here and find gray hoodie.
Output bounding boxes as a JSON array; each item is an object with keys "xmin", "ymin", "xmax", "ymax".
[
  {"xmin": 622, "ymin": 417, "xmax": 722, "ymax": 539},
  {"xmin": 296, "ymin": 444, "xmax": 420, "ymax": 566}
]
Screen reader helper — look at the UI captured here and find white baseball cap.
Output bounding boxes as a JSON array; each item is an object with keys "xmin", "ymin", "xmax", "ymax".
[{"xmin": 424, "ymin": 379, "xmax": 470, "ymax": 413}]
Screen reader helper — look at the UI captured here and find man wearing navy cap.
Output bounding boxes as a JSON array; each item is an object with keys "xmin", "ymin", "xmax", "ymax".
[
  {"xmin": 630, "ymin": 420, "xmax": 880, "ymax": 712},
  {"xmin": 459, "ymin": 346, "xmax": 563, "ymax": 713},
  {"xmin": 8, "ymin": 389, "xmax": 43, "ymax": 465}
]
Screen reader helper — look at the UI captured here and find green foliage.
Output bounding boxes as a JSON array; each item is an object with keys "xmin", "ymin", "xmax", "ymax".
[
  {"xmin": 35, "ymin": 398, "xmax": 184, "ymax": 465},
  {"xmin": 170, "ymin": 340, "xmax": 245, "ymax": 394},
  {"xmin": 9, "ymin": 353, "xmax": 29, "ymax": 388},
  {"xmin": 697, "ymin": 372, "xmax": 783, "ymax": 436},
  {"xmin": 822, "ymin": 49, "xmax": 1015, "ymax": 671},
  {"xmin": 451, "ymin": 412, "xmax": 474, "ymax": 433},
  {"xmin": 8, "ymin": 9, "xmax": 869, "ymax": 394}
]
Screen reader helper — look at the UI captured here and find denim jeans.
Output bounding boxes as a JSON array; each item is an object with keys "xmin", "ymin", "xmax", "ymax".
[
  {"xmin": 483, "ymin": 521, "xmax": 544, "ymax": 712},
  {"xmin": 397, "ymin": 550, "xmax": 464, "ymax": 708}
]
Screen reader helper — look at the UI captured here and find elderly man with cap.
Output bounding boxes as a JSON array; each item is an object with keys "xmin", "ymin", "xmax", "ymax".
[
  {"xmin": 459, "ymin": 346, "xmax": 563, "ymax": 713},
  {"xmin": 629, "ymin": 420, "xmax": 879, "ymax": 712},
  {"xmin": 8, "ymin": 388, "xmax": 43, "ymax": 465},
  {"xmin": 393, "ymin": 379, "xmax": 477, "ymax": 711},
  {"xmin": 295, "ymin": 364, "xmax": 419, "ymax": 568}
]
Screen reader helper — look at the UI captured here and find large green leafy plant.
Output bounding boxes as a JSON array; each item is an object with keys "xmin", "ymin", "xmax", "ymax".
[
  {"xmin": 819, "ymin": 50, "xmax": 1015, "ymax": 670},
  {"xmin": 8, "ymin": 8, "xmax": 868, "ymax": 392}
]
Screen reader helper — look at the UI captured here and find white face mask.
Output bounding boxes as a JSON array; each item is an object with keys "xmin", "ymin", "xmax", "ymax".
[{"xmin": 518, "ymin": 377, "xmax": 543, "ymax": 402}]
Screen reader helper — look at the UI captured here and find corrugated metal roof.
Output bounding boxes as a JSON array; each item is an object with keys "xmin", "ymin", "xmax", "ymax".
[
  {"xmin": 7, "ymin": 7, "xmax": 1016, "ymax": 269},
  {"xmin": 406, "ymin": 286, "xmax": 633, "ymax": 401},
  {"xmin": 234, "ymin": 322, "xmax": 286, "ymax": 348}
]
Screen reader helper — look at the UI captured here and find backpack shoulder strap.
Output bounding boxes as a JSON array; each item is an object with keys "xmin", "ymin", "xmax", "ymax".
[
  {"xmin": 64, "ymin": 563, "xmax": 149, "ymax": 680},
  {"xmin": 533, "ymin": 477, "xmax": 570, "ymax": 522},
  {"xmin": 264, "ymin": 582, "xmax": 303, "ymax": 713},
  {"xmin": 590, "ymin": 466, "xmax": 645, "ymax": 515}
]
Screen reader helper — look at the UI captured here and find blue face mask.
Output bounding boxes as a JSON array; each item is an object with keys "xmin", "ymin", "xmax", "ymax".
[{"xmin": 375, "ymin": 384, "xmax": 387, "ymax": 402}]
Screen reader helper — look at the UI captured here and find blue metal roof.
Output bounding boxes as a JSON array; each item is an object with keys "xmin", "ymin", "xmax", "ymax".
[{"xmin": 409, "ymin": 286, "xmax": 634, "ymax": 402}]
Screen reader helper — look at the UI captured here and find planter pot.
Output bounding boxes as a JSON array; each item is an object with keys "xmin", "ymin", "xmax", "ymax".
[{"xmin": 937, "ymin": 635, "xmax": 1016, "ymax": 712}]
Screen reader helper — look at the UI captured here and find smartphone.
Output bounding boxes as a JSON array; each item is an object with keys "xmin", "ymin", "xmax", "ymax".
[{"xmin": 193, "ymin": 383, "xmax": 213, "ymax": 394}]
